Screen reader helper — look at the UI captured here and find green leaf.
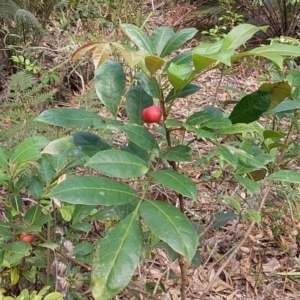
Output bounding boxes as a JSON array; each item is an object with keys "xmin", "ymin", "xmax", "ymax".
[
  {"xmin": 160, "ymin": 28, "xmax": 198, "ymax": 58},
  {"xmin": 210, "ymin": 211, "xmax": 238, "ymax": 229},
  {"xmin": 11, "ymin": 136, "xmax": 48, "ymax": 165},
  {"xmin": 266, "ymin": 170, "xmax": 300, "ymax": 183},
  {"xmin": 42, "ymin": 136, "xmax": 85, "ymax": 157},
  {"xmin": 165, "ymin": 84, "xmax": 200, "ymax": 102},
  {"xmin": 145, "ymin": 55, "xmax": 165, "ymax": 75},
  {"xmin": 125, "ymin": 86, "xmax": 153, "ymax": 125},
  {"xmin": 74, "ymin": 242, "xmax": 93, "ymax": 257},
  {"xmin": 140, "ymin": 200, "xmax": 197, "ymax": 263},
  {"xmin": 71, "ymin": 223, "xmax": 93, "ymax": 232},
  {"xmin": 217, "ymin": 123, "xmax": 260, "ymax": 135},
  {"xmin": 193, "ymin": 49, "xmax": 234, "ymax": 71},
  {"xmin": 259, "ymin": 81, "xmax": 291, "ymax": 110},
  {"xmin": 223, "ymin": 196, "xmax": 241, "ymax": 213},
  {"xmin": 216, "ymin": 144, "xmax": 238, "ymax": 168},
  {"xmin": 59, "ymin": 205, "xmax": 74, "ymax": 221},
  {"xmin": 265, "ymin": 100, "xmax": 300, "ymax": 114},
  {"xmin": 73, "ymin": 132, "xmax": 111, "ymax": 157},
  {"xmin": 233, "ymin": 173, "xmax": 260, "ymax": 195},
  {"xmin": 229, "ymin": 90, "xmax": 271, "ymax": 124},
  {"xmin": 121, "ymin": 141, "xmax": 149, "ymax": 163},
  {"xmin": 170, "ymin": 50, "xmax": 193, "ymax": 65},
  {"xmin": 91, "ymin": 212, "xmax": 143, "ymax": 300},
  {"xmin": 167, "ymin": 63, "xmax": 194, "ymax": 90},
  {"xmin": 160, "ymin": 145, "xmax": 192, "ymax": 162},
  {"xmin": 151, "ymin": 27, "xmax": 175, "ymax": 56},
  {"xmin": 43, "ymin": 292, "xmax": 63, "ymax": 300},
  {"xmin": 0, "ymin": 147, "xmax": 8, "ymax": 170},
  {"xmin": 263, "ymin": 130, "xmax": 285, "ymax": 141},
  {"xmin": 233, "ymin": 44, "xmax": 300, "ymax": 68},
  {"xmin": 187, "ymin": 110, "xmax": 231, "ymax": 129},
  {"xmin": 38, "ymin": 158, "xmax": 54, "ymax": 185},
  {"xmin": 245, "ymin": 209, "xmax": 261, "ymax": 223},
  {"xmin": 35, "ymin": 108, "xmax": 101, "ymax": 128},
  {"xmin": 150, "ymin": 170, "xmax": 197, "ymax": 201},
  {"xmin": 72, "ymin": 205, "xmax": 96, "ymax": 225},
  {"xmin": 27, "ymin": 177, "xmax": 43, "ymax": 199},
  {"xmin": 136, "ymin": 72, "xmax": 161, "ymax": 99},
  {"xmin": 94, "ymin": 60, "xmax": 126, "ymax": 116},
  {"xmin": 85, "ymin": 149, "xmax": 149, "ymax": 178},
  {"xmin": 121, "ymin": 23, "xmax": 155, "ymax": 54},
  {"xmin": 122, "ymin": 124, "xmax": 159, "ymax": 152},
  {"xmin": 23, "ymin": 205, "xmax": 42, "ymax": 225},
  {"xmin": 222, "ymin": 24, "xmax": 268, "ymax": 50},
  {"xmin": 48, "ymin": 176, "xmax": 138, "ymax": 205}
]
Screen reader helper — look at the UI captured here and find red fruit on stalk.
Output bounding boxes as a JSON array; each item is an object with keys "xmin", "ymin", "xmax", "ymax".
[
  {"xmin": 20, "ymin": 233, "xmax": 34, "ymax": 244},
  {"xmin": 142, "ymin": 106, "xmax": 162, "ymax": 123}
]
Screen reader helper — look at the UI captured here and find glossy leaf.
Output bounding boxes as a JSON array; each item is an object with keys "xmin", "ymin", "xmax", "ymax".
[
  {"xmin": 259, "ymin": 81, "xmax": 291, "ymax": 110},
  {"xmin": 11, "ymin": 136, "xmax": 48, "ymax": 165},
  {"xmin": 233, "ymin": 173, "xmax": 260, "ymax": 195},
  {"xmin": 136, "ymin": 72, "xmax": 161, "ymax": 99},
  {"xmin": 229, "ymin": 90, "xmax": 271, "ymax": 124},
  {"xmin": 160, "ymin": 145, "xmax": 192, "ymax": 162},
  {"xmin": 236, "ymin": 153, "xmax": 274, "ymax": 174},
  {"xmin": 265, "ymin": 100, "xmax": 300, "ymax": 114},
  {"xmin": 121, "ymin": 23, "xmax": 155, "ymax": 54},
  {"xmin": 35, "ymin": 108, "xmax": 101, "ymax": 128},
  {"xmin": 160, "ymin": 28, "xmax": 198, "ymax": 58},
  {"xmin": 38, "ymin": 157, "xmax": 54, "ymax": 185},
  {"xmin": 150, "ymin": 169, "xmax": 197, "ymax": 201},
  {"xmin": 233, "ymin": 44, "xmax": 300, "ymax": 68},
  {"xmin": 125, "ymin": 86, "xmax": 153, "ymax": 125},
  {"xmin": 42, "ymin": 137, "xmax": 85, "ymax": 157},
  {"xmin": 140, "ymin": 200, "xmax": 197, "ymax": 263},
  {"xmin": 85, "ymin": 149, "xmax": 149, "ymax": 178},
  {"xmin": 72, "ymin": 205, "xmax": 96, "ymax": 224},
  {"xmin": 266, "ymin": 170, "xmax": 300, "ymax": 183},
  {"xmin": 165, "ymin": 84, "xmax": 200, "ymax": 102},
  {"xmin": 91, "ymin": 212, "xmax": 143, "ymax": 300},
  {"xmin": 48, "ymin": 176, "xmax": 138, "ymax": 205},
  {"xmin": 122, "ymin": 124, "xmax": 159, "ymax": 152},
  {"xmin": 170, "ymin": 50, "xmax": 193, "ymax": 65},
  {"xmin": 167, "ymin": 63, "xmax": 194, "ymax": 90},
  {"xmin": 222, "ymin": 24, "xmax": 268, "ymax": 50},
  {"xmin": 121, "ymin": 141, "xmax": 149, "ymax": 163},
  {"xmin": 151, "ymin": 27, "xmax": 175, "ymax": 56},
  {"xmin": 94, "ymin": 60, "xmax": 126, "ymax": 116},
  {"xmin": 73, "ymin": 132, "xmax": 111, "ymax": 157},
  {"xmin": 193, "ymin": 49, "xmax": 234, "ymax": 71},
  {"xmin": 145, "ymin": 55, "xmax": 165, "ymax": 75},
  {"xmin": 27, "ymin": 176, "xmax": 43, "ymax": 199},
  {"xmin": 216, "ymin": 144, "xmax": 238, "ymax": 168}
]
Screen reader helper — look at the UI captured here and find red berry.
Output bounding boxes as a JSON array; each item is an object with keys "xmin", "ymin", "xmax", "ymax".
[
  {"xmin": 20, "ymin": 233, "xmax": 34, "ymax": 244},
  {"xmin": 142, "ymin": 106, "xmax": 162, "ymax": 123}
]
